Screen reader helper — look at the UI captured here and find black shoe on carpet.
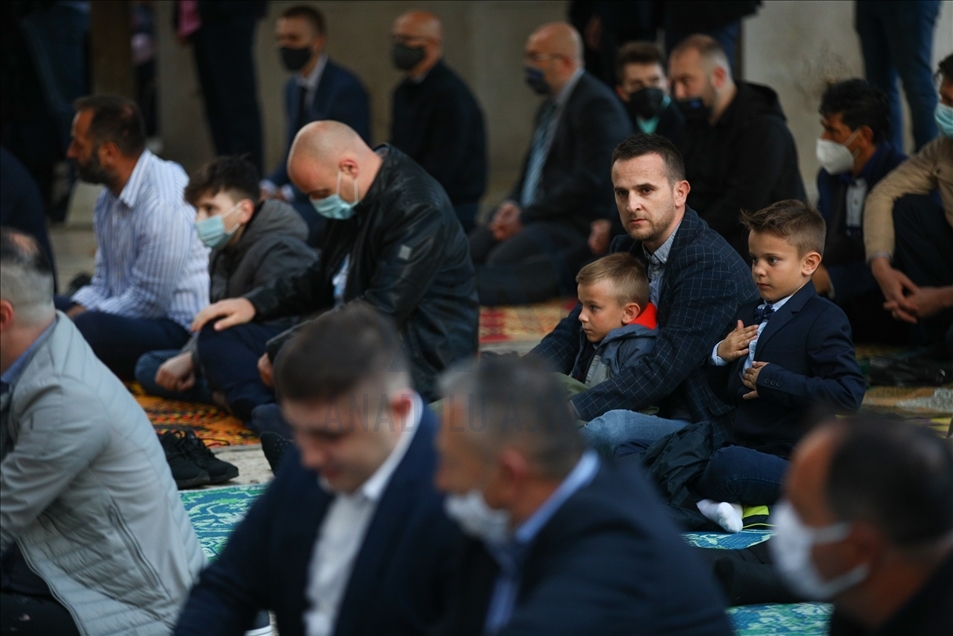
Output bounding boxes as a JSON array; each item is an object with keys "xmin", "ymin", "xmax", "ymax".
[
  {"xmin": 260, "ymin": 431, "xmax": 293, "ymax": 474},
  {"xmin": 179, "ymin": 430, "xmax": 239, "ymax": 484},
  {"xmin": 160, "ymin": 432, "xmax": 210, "ymax": 489}
]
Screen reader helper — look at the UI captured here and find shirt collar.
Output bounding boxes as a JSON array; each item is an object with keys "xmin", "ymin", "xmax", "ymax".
[
  {"xmin": 554, "ymin": 67, "xmax": 584, "ymax": 108},
  {"xmin": 116, "ymin": 149, "xmax": 153, "ymax": 209},
  {"xmin": 320, "ymin": 391, "xmax": 424, "ymax": 503},
  {"xmin": 298, "ymin": 54, "xmax": 328, "ymax": 92},
  {"xmin": 488, "ymin": 450, "xmax": 599, "ymax": 567},
  {"xmin": 1, "ymin": 318, "xmax": 56, "ymax": 389},
  {"xmin": 761, "ymin": 290, "xmax": 795, "ymax": 312},
  {"xmin": 643, "ymin": 221, "xmax": 680, "ymax": 265}
]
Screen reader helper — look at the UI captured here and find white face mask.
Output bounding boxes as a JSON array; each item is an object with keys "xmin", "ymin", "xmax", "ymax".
[
  {"xmin": 444, "ymin": 489, "xmax": 511, "ymax": 546},
  {"xmin": 816, "ymin": 130, "xmax": 860, "ymax": 175},
  {"xmin": 769, "ymin": 500, "xmax": 869, "ymax": 600}
]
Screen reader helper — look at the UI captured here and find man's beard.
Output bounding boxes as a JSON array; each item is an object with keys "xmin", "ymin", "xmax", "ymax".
[{"xmin": 75, "ymin": 147, "xmax": 115, "ymax": 189}]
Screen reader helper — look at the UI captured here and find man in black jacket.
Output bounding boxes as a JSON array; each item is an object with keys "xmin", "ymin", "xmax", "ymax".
[
  {"xmin": 469, "ymin": 22, "xmax": 631, "ymax": 305},
  {"xmin": 191, "ymin": 121, "xmax": 479, "ymax": 404},
  {"xmin": 670, "ymin": 34, "xmax": 805, "ymax": 256},
  {"xmin": 435, "ymin": 355, "xmax": 732, "ymax": 636},
  {"xmin": 390, "ymin": 10, "xmax": 486, "ymax": 234}
]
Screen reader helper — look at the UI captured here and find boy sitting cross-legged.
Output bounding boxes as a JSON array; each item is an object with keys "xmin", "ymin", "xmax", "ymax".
[
  {"xmin": 565, "ymin": 252, "xmax": 658, "ymax": 398},
  {"xmin": 695, "ymin": 200, "xmax": 866, "ymax": 532}
]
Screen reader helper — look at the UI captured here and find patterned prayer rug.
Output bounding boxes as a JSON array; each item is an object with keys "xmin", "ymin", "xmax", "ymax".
[
  {"xmin": 131, "ymin": 387, "xmax": 258, "ymax": 447},
  {"xmin": 182, "ymin": 488, "xmax": 831, "ymax": 635},
  {"xmin": 478, "ymin": 298, "xmax": 576, "ymax": 345}
]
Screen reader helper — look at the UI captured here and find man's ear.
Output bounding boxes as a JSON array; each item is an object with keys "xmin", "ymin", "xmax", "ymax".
[
  {"xmin": 238, "ymin": 198, "xmax": 256, "ymax": 224},
  {"xmin": 97, "ymin": 141, "xmax": 121, "ymax": 169},
  {"xmin": 339, "ymin": 158, "xmax": 359, "ymax": 178},
  {"xmin": 0, "ymin": 300, "xmax": 13, "ymax": 331},
  {"xmin": 487, "ymin": 448, "xmax": 530, "ymax": 508},
  {"xmin": 616, "ymin": 86, "xmax": 629, "ymax": 102},
  {"xmin": 711, "ymin": 65, "xmax": 727, "ymax": 90},
  {"xmin": 857, "ymin": 125, "xmax": 875, "ymax": 149},
  {"xmin": 802, "ymin": 251, "xmax": 822, "ymax": 277},
  {"xmin": 673, "ymin": 179, "xmax": 690, "ymax": 208}
]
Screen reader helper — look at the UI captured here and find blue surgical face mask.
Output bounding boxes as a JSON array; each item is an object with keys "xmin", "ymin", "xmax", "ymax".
[
  {"xmin": 935, "ymin": 102, "xmax": 953, "ymax": 138},
  {"xmin": 311, "ymin": 170, "xmax": 360, "ymax": 220},
  {"xmin": 524, "ymin": 66, "xmax": 550, "ymax": 95},
  {"xmin": 195, "ymin": 202, "xmax": 243, "ymax": 250}
]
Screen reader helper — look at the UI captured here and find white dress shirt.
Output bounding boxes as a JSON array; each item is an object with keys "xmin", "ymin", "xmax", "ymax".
[
  {"xmin": 711, "ymin": 292, "xmax": 796, "ymax": 373},
  {"xmin": 304, "ymin": 392, "xmax": 423, "ymax": 636}
]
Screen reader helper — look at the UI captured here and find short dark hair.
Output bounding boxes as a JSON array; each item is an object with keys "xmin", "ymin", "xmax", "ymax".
[
  {"xmin": 439, "ymin": 355, "xmax": 584, "ymax": 479},
  {"xmin": 576, "ymin": 252, "xmax": 650, "ymax": 308},
  {"xmin": 819, "ymin": 79, "xmax": 891, "ymax": 145},
  {"xmin": 611, "ymin": 133, "xmax": 686, "ymax": 184},
  {"xmin": 616, "ymin": 41, "xmax": 666, "ymax": 82},
  {"xmin": 827, "ymin": 416, "xmax": 953, "ymax": 548},
  {"xmin": 280, "ymin": 5, "xmax": 326, "ymax": 36},
  {"xmin": 273, "ymin": 302, "xmax": 409, "ymax": 403},
  {"xmin": 184, "ymin": 156, "xmax": 261, "ymax": 206},
  {"xmin": 73, "ymin": 95, "xmax": 146, "ymax": 157},
  {"xmin": 938, "ymin": 53, "xmax": 953, "ymax": 84},
  {"xmin": 741, "ymin": 200, "xmax": 826, "ymax": 257}
]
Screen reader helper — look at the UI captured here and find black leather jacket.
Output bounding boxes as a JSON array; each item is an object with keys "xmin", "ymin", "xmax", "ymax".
[{"xmin": 245, "ymin": 145, "xmax": 479, "ymax": 400}]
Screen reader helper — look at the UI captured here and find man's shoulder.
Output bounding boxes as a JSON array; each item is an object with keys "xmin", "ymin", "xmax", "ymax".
[{"xmin": 324, "ymin": 58, "xmax": 367, "ymax": 91}]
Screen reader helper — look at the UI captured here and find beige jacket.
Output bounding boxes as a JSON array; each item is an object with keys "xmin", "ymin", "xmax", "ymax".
[{"xmin": 863, "ymin": 136, "xmax": 953, "ymax": 259}]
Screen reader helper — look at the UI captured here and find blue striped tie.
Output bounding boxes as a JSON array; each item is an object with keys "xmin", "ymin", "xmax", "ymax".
[{"xmin": 520, "ymin": 99, "xmax": 558, "ymax": 207}]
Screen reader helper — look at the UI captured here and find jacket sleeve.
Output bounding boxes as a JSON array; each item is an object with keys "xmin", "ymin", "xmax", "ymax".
[
  {"xmin": 244, "ymin": 256, "xmax": 331, "ymax": 321},
  {"xmin": 354, "ymin": 208, "xmax": 451, "ymax": 330},
  {"xmin": 173, "ymin": 465, "xmax": 294, "ymax": 636},
  {"xmin": 249, "ymin": 238, "xmax": 318, "ymax": 291},
  {"xmin": 569, "ymin": 247, "xmax": 750, "ymax": 421},
  {"xmin": 519, "ymin": 92, "xmax": 630, "ymax": 224},
  {"xmin": 700, "ymin": 119, "xmax": 798, "ymax": 242},
  {"xmin": 528, "ymin": 304, "xmax": 584, "ymax": 375},
  {"xmin": 863, "ymin": 141, "xmax": 940, "ymax": 259},
  {"xmin": 1, "ymin": 380, "xmax": 110, "ymax": 552},
  {"xmin": 755, "ymin": 307, "xmax": 866, "ymax": 413}
]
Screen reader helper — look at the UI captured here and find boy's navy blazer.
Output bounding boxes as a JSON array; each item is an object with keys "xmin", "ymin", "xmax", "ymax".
[
  {"xmin": 710, "ymin": 280, "xmax": 866, "ymax": 457},
  {"xmin": 174, "ymin": 409, "xmax": 461, "ymax": 636}
]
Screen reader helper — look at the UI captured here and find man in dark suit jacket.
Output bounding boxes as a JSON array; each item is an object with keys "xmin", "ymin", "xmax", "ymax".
[
  {"xmin": 469, "ymin": 22, "xmax": 631, "ymax": 305},
  {"xmin": 532, "ymin": 135, "xmax": 756, "ymax": 444},
  {"xmin": 390, "ymin": 11, "xmax": 487, "ymax": 233},
  {"xmin": 174, "ymin": 305, "xmax": 460, "ymax": 636},
  {"xmin": 435, "ymin": 355, "xmax": 731, "ymax": 636},
  {"xmin": 261, "ymin": 5, "xmax": 371, "ymax": 245}
]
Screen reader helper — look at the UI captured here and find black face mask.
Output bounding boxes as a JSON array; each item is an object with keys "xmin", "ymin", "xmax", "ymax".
[
  {"xmin": 524, "ymin": 66, "xmax": 550, "ymax": 95},
  {"xmin": 626, "ymin": 87, "xmax": 666, "ymax": 120},
  {"xmin": 280, "ymin": 46, "xmax": 312, "ymax": 72},
  {"xmin": 676, "ymin": 97, "xmax": 712, "ymax": 124},
  {"xmin": 392, "ymin": 43, "xmax": 426, "ymax": 71}
]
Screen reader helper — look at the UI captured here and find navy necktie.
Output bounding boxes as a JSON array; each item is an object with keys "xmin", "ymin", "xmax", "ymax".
[{"xmin": 753, "ymin": 303, "xmax": 775, "ymax": 323}]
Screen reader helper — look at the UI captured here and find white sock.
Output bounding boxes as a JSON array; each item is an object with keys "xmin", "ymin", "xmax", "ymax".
[{"xmin": 696, "ymin": 499, "xmax": 744, "ymax": 533}]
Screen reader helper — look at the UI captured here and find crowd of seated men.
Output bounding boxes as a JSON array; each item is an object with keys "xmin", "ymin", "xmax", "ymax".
[{"xmin": 1, "ymin": 6, "xmax": 952, "ymax": 635}]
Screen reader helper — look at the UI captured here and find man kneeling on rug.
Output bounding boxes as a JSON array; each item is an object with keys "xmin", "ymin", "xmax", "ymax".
[
  {"xmin": 174, "ymin": 303, "xmax": 461, "ymax": 636},
  {"xmin": 0, "ymin": 229, "xmax": 206, "ymax": 635}
]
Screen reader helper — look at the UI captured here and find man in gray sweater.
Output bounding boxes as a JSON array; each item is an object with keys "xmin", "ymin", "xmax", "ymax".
[{"xmin": 0, "ymin": 229, "xmax": 206, "ymax": 635}]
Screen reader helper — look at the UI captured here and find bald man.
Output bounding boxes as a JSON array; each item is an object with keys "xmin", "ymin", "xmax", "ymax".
[
  {"xmin": 390, "ymin": 11, "xmax": 487, "ymax": 233},
  {"xmin": 192, "ymin": 121, "xmax": 479, "ymax": 412},
  {"xmin": 469, "ymin": 22, "xmax": 631, "ymax": 305},
  {"xmin": 772, "ymin": 417, "xmax": 953, "ymax": 635}
]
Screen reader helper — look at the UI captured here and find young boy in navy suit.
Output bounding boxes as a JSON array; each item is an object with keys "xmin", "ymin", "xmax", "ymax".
[{"xmin": 695, "ymin": 200, "xmax": 866, "ymax": 532}]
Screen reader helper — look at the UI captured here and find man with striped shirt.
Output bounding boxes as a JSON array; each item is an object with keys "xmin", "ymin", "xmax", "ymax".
[{"xmin": 57, "ymin": 96, "xmax": 209, "ymax": 380}]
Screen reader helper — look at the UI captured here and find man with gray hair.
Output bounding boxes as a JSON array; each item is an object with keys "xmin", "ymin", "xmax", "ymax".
[
  {"xmin": 0, "ymin": 229, "xmax": 205, "ymax": 635},
  {"xmin": 434, "ymin": 355, "xmax": 731, "ymax": 635}
]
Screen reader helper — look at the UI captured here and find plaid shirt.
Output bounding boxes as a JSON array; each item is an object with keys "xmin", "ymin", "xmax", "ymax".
[{"xmin": 531, "ymin": 208, "xmax": 758, "ymax": 423}]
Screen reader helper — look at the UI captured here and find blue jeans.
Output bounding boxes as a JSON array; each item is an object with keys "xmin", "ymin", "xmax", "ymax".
[
  {"xmin": 54, "ymin": 297, "xmax": 190, "ymax": 381},
  {"xmin": 696, "ymin": 445, "xmax": 789, "ymax": 506},
  {"xmin": 855, "ymin": 0, "xmax": 941, "ymax": 151},
  {"xmin": 134, "ymin": 349, "xmax": 214, "ymax": 404},
  {"xmin": 583, "ymin": 410, "xmax": 692, "ymax": 456}
]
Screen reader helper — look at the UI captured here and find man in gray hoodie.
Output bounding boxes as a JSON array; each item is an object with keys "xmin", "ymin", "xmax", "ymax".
[{"xmin": 1, "ymin": 228, "xmax": 206, "ymax": 635}]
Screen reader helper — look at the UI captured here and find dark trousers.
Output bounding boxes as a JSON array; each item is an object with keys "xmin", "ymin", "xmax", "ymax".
[
  {"xmin": 54, "ymin": 298, "xmax": 190, "ymax": 381},
  {"xmin": 696, "ymin": 445, "xmax": 789, "ymax": 506},
  {"xmin": 855, "ymin": 0, "xmax": 941, "ymax": 150},
  {"xmin": 192, "ymin": 14, "xmax": 264, "ymax": 173},
  {"xmin": 892, "ymin": 194, "xmax": 953, "ymax": 346},
  {"xmin": 134, "ymin": 349, "xmax": 214, "ymax": 404},
  {"xmin": 196, "ymin": 322, "xmax": 285, "ymax": 422},
  {"xmin": 0, "ymin": 592, "xmax": 80, "ymax": 636},
  {"xmin": 469, "ymin": 221, "xmax": 590, "ymax": 306}
]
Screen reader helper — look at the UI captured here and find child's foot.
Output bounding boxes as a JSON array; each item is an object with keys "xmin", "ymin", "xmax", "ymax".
[{"xmin": 696, "ymin": 499, "xmax": 744, "ymax": 533}]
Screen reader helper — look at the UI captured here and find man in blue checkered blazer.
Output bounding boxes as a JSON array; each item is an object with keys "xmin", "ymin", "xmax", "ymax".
[{"xmin": 531, "ymin": 134, "xmax": 757, "ymax": 452}]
